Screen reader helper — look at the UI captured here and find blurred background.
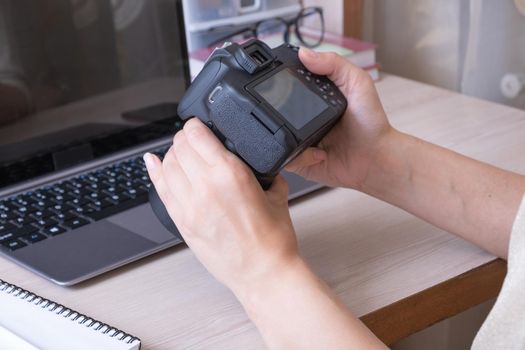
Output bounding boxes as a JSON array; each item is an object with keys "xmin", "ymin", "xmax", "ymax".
[{"xmin": 183, "ymin": 0, "xmax": 525, "ymax": 110}]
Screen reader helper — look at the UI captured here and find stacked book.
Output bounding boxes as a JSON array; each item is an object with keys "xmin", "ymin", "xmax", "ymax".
[{"xmin": 188, "ymin": 30, "xmax": 378, "ymax": 81}]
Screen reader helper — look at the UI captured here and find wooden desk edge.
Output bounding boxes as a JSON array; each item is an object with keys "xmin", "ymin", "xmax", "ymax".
[{"xmin": 360, "ymin": 258, "xmax": 507, "ymax": 345}]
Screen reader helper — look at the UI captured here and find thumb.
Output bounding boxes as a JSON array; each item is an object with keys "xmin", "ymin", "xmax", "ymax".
[{"xmin": 298, "ymin": 47, "xmax": 356, "ymax": 90}]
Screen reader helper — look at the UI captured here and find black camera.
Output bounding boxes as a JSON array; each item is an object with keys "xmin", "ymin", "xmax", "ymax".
[
  {"xmin": 149, "ymin": 39, "xmax": 347, "ymax": 237},
  {"xmin": 178, "ymin": 39, "xmax": 347, "ymax": 188}
]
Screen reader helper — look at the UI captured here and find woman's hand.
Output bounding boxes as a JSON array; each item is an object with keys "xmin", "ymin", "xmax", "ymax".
[
  {"xmin": 144, "ymin": 118, "xmax": 300, "ymax": 296},
  {"xmin": 285, "ymin": 48, "xmax": 393, "ymax": 190}
]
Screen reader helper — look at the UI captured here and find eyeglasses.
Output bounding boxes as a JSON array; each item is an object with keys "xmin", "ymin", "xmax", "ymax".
[{"xmin": 208, "ymin": 7, "xmax": 325, "ymax": 49}]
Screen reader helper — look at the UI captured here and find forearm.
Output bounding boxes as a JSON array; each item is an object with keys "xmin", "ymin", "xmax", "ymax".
[
  {"xmin": 361, "ymin": 129, "xmax": 525, "ymax": 258},
  {"xmin": 234, "ymin": 257, "xmax": 387, "ymax": 350}
]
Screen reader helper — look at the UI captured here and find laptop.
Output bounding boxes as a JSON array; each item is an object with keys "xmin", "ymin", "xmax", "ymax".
[{"xmin": 0, "ymin": 0, "xmax": 321, "ymax": 286}]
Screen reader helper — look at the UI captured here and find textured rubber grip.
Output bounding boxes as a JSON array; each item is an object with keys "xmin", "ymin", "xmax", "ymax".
[{"xmin": 209, "ymin": 91, "xmax": 286, "ymax": 174}]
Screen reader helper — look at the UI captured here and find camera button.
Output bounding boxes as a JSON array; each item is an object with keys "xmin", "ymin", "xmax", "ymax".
[
  {"xmin": 296, "ymin": 68, "xmax": 305, "ymax": 75},
  {"xmin": 329, "ymin": 98, "xmax": 338, "ymax": 107},
  {"xmin": 322, "ymin": 95, "xmax": 329, "ymax": 100},
  {"xmin": 305, "ymin": 75, "xmax": 312, "ymax": 82},
  {"xmin": 315, "ymin": 78, "xmax": 322, "ymax": 85}
]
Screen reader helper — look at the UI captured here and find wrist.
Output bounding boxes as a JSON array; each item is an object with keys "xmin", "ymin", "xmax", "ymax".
[
  {"xmin": 233, "ymin": 255, "xmax": 311, "ymax": 318},
  {"xmin": 357, "ymin": 128, "xmax": 412, "ymax": 195}
]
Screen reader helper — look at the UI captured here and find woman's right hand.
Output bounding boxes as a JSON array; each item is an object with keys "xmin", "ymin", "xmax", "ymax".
[{"xmin": 285, "ymin": 48, "xmax": 394, "ymax": 190}]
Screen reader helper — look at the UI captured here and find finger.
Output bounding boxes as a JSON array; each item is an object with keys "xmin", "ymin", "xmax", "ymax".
[
  {"xmin": 161, "ymin": 145, "xmax": 192, "ymax": 199},
  {"xmin": 184, "ymin": 117, "xmax": 229, "ymax": 166},
  {"xmin": 284, "ymin": 147, "xmax": 327, "ymax": 173},
  {"xmin": 298, "ymin": 47, "xmax": 357, "ymax": 89},
  {"xmin": 265, "ymin": 174, "xmax": 289, "ymax": 205},
  {"xmin": 170, "ymin": 130, "xmax": 210, "ymax": 186},
  {"xmin": 144, "ymin": 152, "xmax": 183, "ymax": 214}
]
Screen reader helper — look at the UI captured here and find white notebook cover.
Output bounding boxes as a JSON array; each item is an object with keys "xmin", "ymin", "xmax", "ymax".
[{"xmin": 0, "ymin": 279, "xmax": 141, "ymax": 350}]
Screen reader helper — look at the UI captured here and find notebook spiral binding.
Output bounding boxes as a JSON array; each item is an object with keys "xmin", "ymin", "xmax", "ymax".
[{"xmin": 0, "ymin": 279, "xmax": 139, "ymax": 345}]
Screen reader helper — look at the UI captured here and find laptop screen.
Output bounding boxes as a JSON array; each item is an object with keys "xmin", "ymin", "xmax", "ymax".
[{"xmin": 0, "ymin": 0, "xmax": 189, "ymax": 190}]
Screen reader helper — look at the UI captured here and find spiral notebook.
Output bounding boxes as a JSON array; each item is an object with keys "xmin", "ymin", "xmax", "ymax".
[{"xmin": 0, "ymin": 279, "xmax": 141, "ymax": 350}]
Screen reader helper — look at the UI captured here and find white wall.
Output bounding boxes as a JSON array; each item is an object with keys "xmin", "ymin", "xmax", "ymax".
[
  {"xmin": 363, "ymin": 0, "xmax": 525, "ymax": 109},
  {"xmin": 303, "ymin": 0, "xmax": 343, "ymax": 35},
  {"xmin": 364, "ymin": 0, "xmax": 463, "ymax": 91}
]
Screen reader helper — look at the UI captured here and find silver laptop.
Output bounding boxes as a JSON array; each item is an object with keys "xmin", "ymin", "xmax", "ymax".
[{"xmin": 0, "ymin": 0, "xmax": 321, "ymax": 286}]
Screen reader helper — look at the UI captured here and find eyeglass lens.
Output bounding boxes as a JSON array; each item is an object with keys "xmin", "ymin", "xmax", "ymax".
[
  {"xmin": 255, "ymin": 8, "xmax": 324, "ymax": 47},
  {"xmin": 256, "ymin": 18, "xmax": 288, "ymax": 39}
]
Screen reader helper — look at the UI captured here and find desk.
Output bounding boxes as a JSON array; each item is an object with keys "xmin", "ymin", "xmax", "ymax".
[{"xmin": 1, "ymin": 74, "xmax": 522, "ymax": 348}]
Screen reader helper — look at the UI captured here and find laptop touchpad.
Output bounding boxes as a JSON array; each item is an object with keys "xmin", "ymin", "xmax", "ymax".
[{"xmin": 108, "ymin": 204, "xmax": 178, "ymax": 244}]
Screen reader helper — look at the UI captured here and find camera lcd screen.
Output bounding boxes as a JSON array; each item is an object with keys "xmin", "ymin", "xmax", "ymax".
[{"xmin": 254, "ymin": 69, "xmax": 329, "ymax": 129}]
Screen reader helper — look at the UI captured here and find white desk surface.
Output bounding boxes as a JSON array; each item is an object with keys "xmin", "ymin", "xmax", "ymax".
[{"xmin": 1, "ymin": 74, "xmax": 524, "ymax": 349}]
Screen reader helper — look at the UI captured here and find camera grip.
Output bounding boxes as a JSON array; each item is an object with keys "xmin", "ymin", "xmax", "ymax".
[{"xmin": 209, "ymin": 91, "xmax": 287, "ymax": 176}]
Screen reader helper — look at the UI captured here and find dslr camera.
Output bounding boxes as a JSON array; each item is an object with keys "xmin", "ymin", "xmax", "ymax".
[
  {"xmin": 178, "ymin": 39, "xmax": 347, "ymax": 188},
  {"xmin": 149, "ymin": 39, "xmax": 347, "ymax": 235}
]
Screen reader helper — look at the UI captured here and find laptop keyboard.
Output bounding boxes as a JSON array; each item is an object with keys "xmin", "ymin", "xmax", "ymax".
[{"xmin": 0, "ymin": 148, "xmax": 168, "ymax": 252}]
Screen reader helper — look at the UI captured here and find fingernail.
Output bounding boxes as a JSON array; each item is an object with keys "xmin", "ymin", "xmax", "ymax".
[
  {"xmin": 302, "ymin": 47, "xmax": 318, "ymax": 59},
  {"xmin": 143, "ymin": 153, "xmax": 156, "ymax": 170}
]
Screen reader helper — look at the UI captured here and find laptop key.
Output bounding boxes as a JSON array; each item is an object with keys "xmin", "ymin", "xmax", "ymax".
[
  {"xmin": 51, "ymin": 212, "xmax": 78, "ymax": 223},
  {"xmin": 34, "ymin": 217, "xmax": 59, "ymax": 229},
  {"xmin": 22, "ymin": 232, "xmax": 47, "ymax": 244},
  {"xmin": 90, "ymin": 198, "xmax": 113, "ymax": 209},
  {"xmin": 1, "ymin": 239, "xmax": 27, "ymax": 251},
  {"xmin": 15, "ymin": 206, "xmax": 37, "ymax": 215},
  {"xmin": 31, "ymin": 198, "xmax": 55, "ymax": 209},
  {"xmin": 0, "ymin": 222, "xmax": 16, "ymax": 233},
  {"xmin": 51, "ymin": 194, "xmax": 74, "ymax": 203},
  {"xmin": 4, "ymin": 211, "xmax": 19, "ymax": 221},
  {"xmin": 43, "ymin": 226, "xmax": 66, "ymax": 236},
  {"xmin": 63, "ymin": 218, "xmax": 90, "ymax": 230},
  {"xmin": 31, "ymin": 209, "xmax": 55, "ymax": 220},
  {"xmin": 12, "ymin": 215, "xmax": 37, "ymax": 227},
  {"xmin": 0, "ymin": 231, "xmax": 16, "ymax": 242},
  {"xmin": 69, "ymin": 197, "xmax": 90, "ymax": 207}
]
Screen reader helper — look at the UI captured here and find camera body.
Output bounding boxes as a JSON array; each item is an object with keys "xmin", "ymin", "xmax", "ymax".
[{"xmin": 177, "ymin": 39, "xmax": 347, "ymax": 188}]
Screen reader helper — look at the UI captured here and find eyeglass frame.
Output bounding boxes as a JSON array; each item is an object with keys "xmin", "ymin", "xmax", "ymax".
[{"xmin": 207, "ymin": 6, "xmax": 325, "ymax": 49}]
